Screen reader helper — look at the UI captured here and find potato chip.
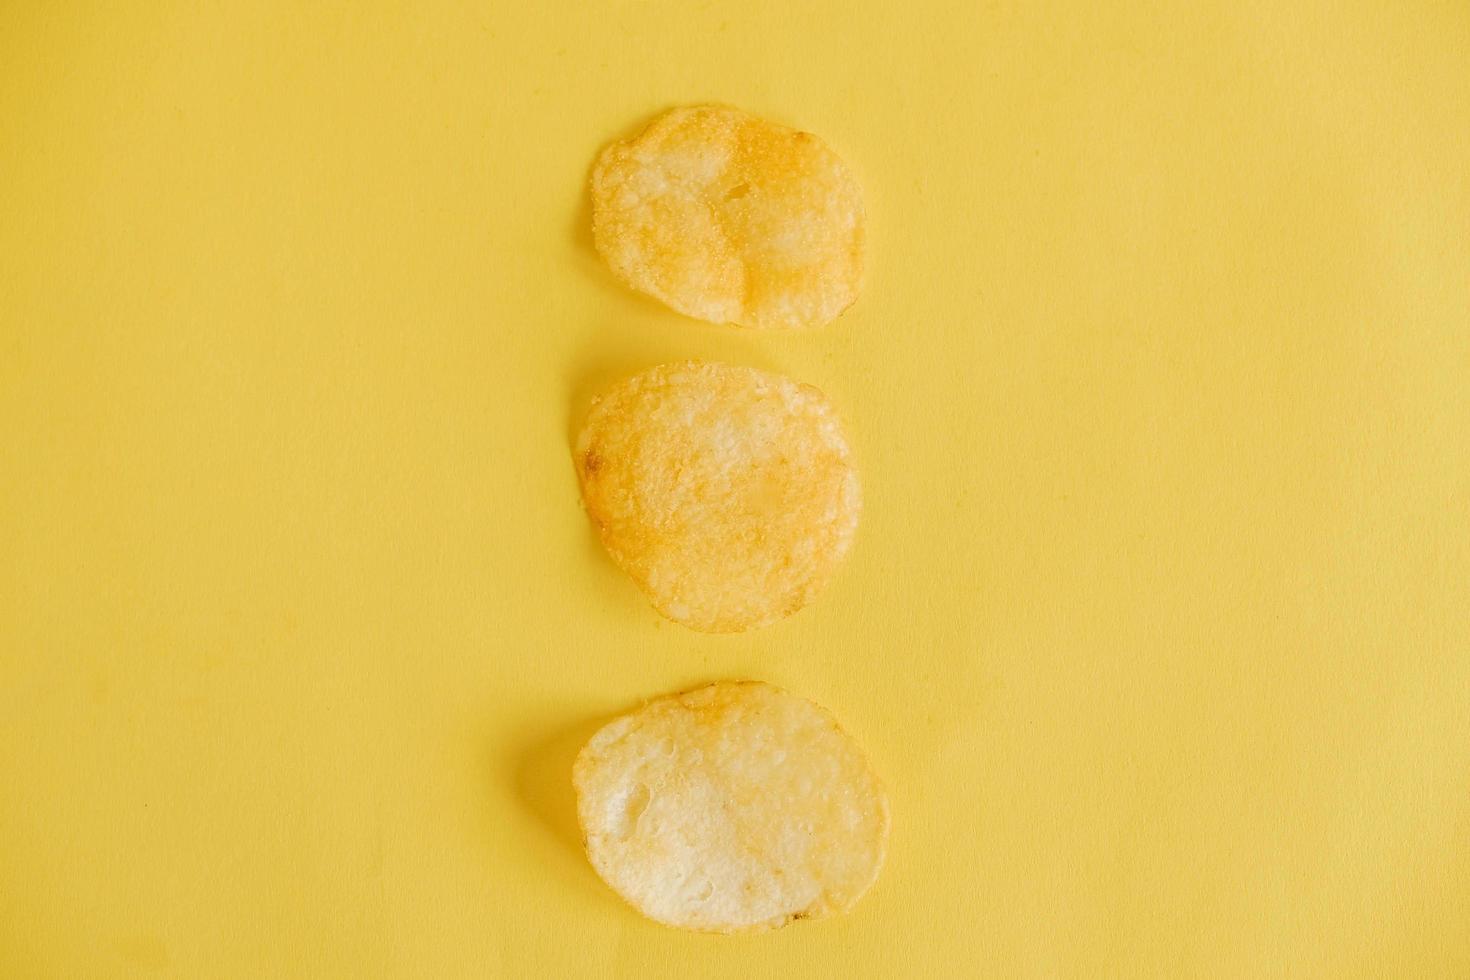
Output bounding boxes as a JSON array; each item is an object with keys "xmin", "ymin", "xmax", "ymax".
[
  {"xmin": 574, "ymin": 681, "xmax": 889, "ymax": 933},
  {"xmin": 573, "ymin": 362, "xmax": 860, "ymax": 632},
  {"xmin": 591, "ymin": 105, "xmax": 865, "ymax": 329}
]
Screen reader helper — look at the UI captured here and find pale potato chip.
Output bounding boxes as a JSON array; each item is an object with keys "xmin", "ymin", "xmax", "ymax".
[
  {"xmin": 591, "ymin": 105, "xmax": 865, "ymax": 329},
  {"xmin": 574, "ymin": 681, "xmax": 889, "ymax": 933},
  {"xmin": 574, "ymin": 362, "xmax": 860, "ymax": 632}
]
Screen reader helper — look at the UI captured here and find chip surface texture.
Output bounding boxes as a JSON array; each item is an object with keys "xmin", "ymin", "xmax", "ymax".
[
  {"xmin": 574, "ymin": 362, "xmax": 861, "ymax": 632},
  {"xmin": 574, "ymin": 682, "xmax": 889, "ymax": 933},
  {"xmin": 591, "ymin": 105, "xmax": 865, "ymax": 329}
]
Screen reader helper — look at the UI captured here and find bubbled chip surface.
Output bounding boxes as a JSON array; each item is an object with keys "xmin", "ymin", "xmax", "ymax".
[
  {"xmin": 591, "ymin": 105, "xmax": 865, "ymax": 329},
  {"xmin": 574, "ymin": 681, "xmax": 889, "ymax": 933},
  {"xmin": 574, "ymin": 362, "xmax": 861, "ymax": 633}
]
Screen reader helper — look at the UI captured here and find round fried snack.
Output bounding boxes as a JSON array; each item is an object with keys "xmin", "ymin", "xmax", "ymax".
[
  {"xmin": 591, "ymin": 105, "xmax": 865, "ymax": 329},
  {"xmin": 574, "ymin": 362, "xmax": 861, "ymax": 633},
  {"xmin": 574, "ymin": 682, "xmax": 889, "ymax": 933}
]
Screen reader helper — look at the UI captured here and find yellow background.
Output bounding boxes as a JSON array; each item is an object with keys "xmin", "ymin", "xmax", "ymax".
[{"xmin": 3, "ymin": 2, "xmax": 1468, "ymax": 977}]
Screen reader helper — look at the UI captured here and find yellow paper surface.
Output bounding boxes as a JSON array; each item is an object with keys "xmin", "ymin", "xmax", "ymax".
[{"xmin": 2, "ymin": 2, "xmax": 1467, "ymax": 977}]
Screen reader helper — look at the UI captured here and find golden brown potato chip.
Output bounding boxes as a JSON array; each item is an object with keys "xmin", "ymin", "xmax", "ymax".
[
  {"xmin": 591, "ymin": 105, "xmax": 865, "ymax": 329},
  {"xmin": 574, "ymin": 681, "xmax": 889, "ymax": 933},
  {"xmin": 574, "ymin": 362, "xmax": 860, "ymax": 632}
]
